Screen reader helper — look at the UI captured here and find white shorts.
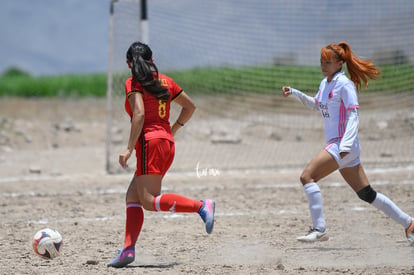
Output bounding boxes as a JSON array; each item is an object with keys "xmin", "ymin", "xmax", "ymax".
[{"xmin": 325, "ymin": 138, "xmax": 360, "ymax": 169}]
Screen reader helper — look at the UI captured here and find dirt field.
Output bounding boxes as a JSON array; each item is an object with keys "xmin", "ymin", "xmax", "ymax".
[{"xmin": 1, "ymin": 96, "xmax": 413, "ymax": 275}]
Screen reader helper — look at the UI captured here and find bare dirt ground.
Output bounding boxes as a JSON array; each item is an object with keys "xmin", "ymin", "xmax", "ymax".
[{"xmin": 0, "ymin": 96, "xmax": 413, "ymax": 275}]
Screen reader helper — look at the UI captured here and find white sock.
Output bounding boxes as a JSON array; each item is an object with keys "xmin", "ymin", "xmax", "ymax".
[
  {"xmin": 371, "ymin": 192, "xmax": 412, "ymax": 228},
  {"xmin": 304, "ymin": 182, "xmax": 326, "ymax": 231}
]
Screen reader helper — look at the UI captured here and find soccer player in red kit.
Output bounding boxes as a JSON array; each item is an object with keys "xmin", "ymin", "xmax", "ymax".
[{"xmin": 108, "ymin": 42, "xmax": 215, "ymax": 268}]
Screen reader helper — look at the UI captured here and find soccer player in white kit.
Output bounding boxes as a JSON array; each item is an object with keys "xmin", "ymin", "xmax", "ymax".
[{"xmin": 282, "ymin": 41, "xmax": 414, "ymax": 244}]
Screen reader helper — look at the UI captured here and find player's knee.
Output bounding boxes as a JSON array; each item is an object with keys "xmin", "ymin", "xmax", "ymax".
[
  {"xmin": 356, "ymin": 185, "xmax": 377, "ymax": 203},
  {"xmin": 141, "ymin": 200, "xmax": 153, "ymax": 211},
  {"xmin": 299, "ymin": 172, "xmax": 313, "ymax": 185}
]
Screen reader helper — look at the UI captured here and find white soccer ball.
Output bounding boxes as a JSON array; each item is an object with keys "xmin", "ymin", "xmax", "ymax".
[{"xmin": 32, "ymin": 228, "xmax": 63, "ymax": 259}]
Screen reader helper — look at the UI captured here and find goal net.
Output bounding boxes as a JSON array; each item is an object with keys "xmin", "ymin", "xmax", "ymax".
[{"xmin": 106, "ymin": 0, "xmax": 414, "ymax": 174}]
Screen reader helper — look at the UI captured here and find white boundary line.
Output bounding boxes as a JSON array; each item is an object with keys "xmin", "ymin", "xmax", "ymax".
[
  {"xmin": 1, "ymin": 178, "xmax": 413, "ymax": 198},
  {"xmin": 1, "ymin": 165, "xmax": 413, "ymax": 184},
  {"xmin": 2, "ymin": 179, "xmax": 413, "ymax": 199}
]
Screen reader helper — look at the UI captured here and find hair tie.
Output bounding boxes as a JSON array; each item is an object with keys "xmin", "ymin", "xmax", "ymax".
[{"xmin": 327, "ymin": 45, "xmax": 344, "ymax": 61}]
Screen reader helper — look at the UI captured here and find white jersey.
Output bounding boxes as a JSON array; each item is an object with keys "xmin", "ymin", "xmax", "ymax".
[{"xmin": 314, "ymin": 71, "xmax": 359, "ymax": 143}]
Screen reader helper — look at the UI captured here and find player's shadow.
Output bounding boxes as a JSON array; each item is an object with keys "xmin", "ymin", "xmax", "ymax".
[
  {"xmin": 127, "ymin": 262, "xmax": 179, "ymax": 269},
  {"xmin": 305, "ymin": 247, "xmax": 356, "ymax": 252},
  {"xmin": 287, "ymin": 246, "xmax": 355, "ymax": 252}
]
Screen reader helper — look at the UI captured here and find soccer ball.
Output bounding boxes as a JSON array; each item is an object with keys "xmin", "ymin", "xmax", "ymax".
[{"xmin": 32, "ymin": 228, "xmax": 63, "ymax": 259}]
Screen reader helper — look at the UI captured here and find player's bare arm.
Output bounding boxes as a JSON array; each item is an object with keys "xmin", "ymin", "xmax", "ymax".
[
  {"xmin": 171, "ymin": 91, "xmax": 196, "ymax": 136},
  {"xmin": 119, "ymin": 92, "xmax": 145, "ymax": 168}
]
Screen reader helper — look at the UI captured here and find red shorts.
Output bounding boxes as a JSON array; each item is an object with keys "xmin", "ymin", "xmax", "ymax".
[{"xmin": 135, "ymin": 138, "xmax": 175, "ymax": 176}]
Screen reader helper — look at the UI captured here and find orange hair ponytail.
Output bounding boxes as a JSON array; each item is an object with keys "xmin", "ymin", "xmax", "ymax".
[{"xmin": 322, "ymin": 42, "xmax": 381, "ymax": 91}]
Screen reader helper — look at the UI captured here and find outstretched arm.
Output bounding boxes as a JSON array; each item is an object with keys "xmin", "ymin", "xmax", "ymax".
[{"xmin": 282, "ymin": 86, "xmax": 319, "ymax": 111}]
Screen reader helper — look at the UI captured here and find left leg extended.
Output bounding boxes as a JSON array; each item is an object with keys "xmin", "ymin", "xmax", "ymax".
[
  {"xmin": 135, "ymin": 174, "xmax": 215, "ymax": 234},
  {"xmin": 340, "ymin": 164, "xmax": 413, "ymax": 244}
]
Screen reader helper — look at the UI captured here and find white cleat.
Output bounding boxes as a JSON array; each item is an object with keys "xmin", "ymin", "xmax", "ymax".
[{"xmin": 297, "ymin": 228, "xmax": 329, "ymax": 242}]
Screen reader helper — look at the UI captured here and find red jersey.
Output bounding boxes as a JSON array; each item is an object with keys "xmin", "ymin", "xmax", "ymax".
[{"xmin": 124, "ymin": 73, "xmax": 183, "ymax": 142}]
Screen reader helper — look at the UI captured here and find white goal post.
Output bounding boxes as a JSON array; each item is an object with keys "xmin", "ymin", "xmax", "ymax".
[{"xmin": 106, "ymin": 0, "xmax": 148, "ymax": 173}]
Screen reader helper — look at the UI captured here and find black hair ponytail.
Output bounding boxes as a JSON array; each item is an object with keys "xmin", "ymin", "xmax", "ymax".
[{"xmin": 127, "ymin": 42, "xmax": 170, "ymax": 101}]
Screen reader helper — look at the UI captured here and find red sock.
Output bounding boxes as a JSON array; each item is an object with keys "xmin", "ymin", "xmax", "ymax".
[
  {"xmin": 124, "ymin": 202, "xmax": 144, "ymax": 249},
  {"xmin": 152, "ymin": 194, "xmax": 202, "ymax": 213}
]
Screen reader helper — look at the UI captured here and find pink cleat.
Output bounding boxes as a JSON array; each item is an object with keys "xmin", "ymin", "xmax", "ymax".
[{"xmin": 199, "ymin": 199, "xmax": 215, "ymax": 234}]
